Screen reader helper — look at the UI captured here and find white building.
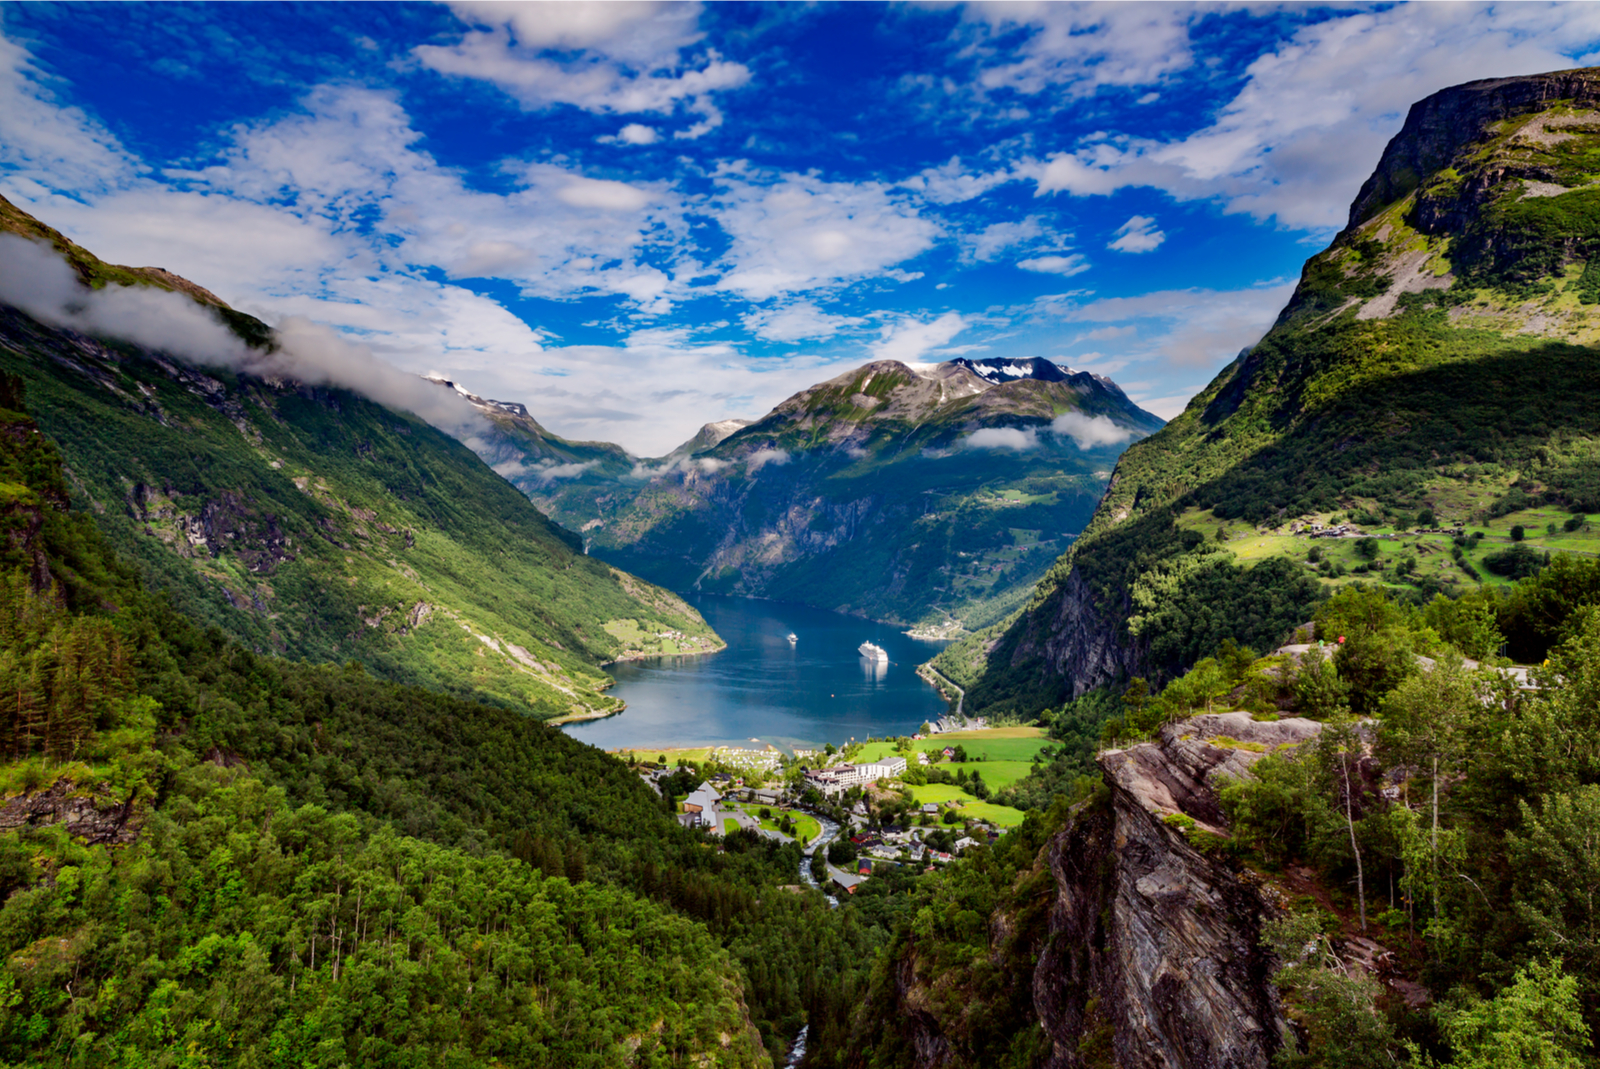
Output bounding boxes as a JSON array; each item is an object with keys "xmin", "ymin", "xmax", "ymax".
[{"xmin": 803, "ymin": 755, "xmax": 908, "ymax": 796}]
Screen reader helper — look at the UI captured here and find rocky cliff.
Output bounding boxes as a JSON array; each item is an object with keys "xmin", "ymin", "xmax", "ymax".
[
  {"xmin": 1036, "ymin": 713, "xmax": 1321, "ymax": 1069},
  {"xmin": 850, "ymin": 712, "xmax": 1323, "ymax": 1069},
  {"xmin": 940, "ymin": 65, "xmax": 1600, "ymax": 715}
]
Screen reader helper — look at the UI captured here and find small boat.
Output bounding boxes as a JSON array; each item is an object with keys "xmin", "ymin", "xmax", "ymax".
[
  {"xmin": 787, "ymin": 632, "xmax": 798, "ymax": 644},
  {"xmin": 858, "ymin": 640, "xmax": 888, "ymax": 663}
]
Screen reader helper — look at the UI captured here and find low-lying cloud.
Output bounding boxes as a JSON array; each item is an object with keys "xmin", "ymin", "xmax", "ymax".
[
  {"xmin": 964, "ymin": 413, "xmax": 1137, "ymax": 453},
  {"xmin": 1052, "ymin": 411, "xmax": 1136, "ymax": 449},
  {"xmin": 966, "ymin": 427, "xmax": 1039, "ymax": 451},
  {"xmin": 0, "ymin": 234, "xmax": 485, "ymax": 435},
  {"xmin": 745, "ymin": 447, "xmax": 790, "ymax": 472},
  {"xmin": 492, "ymin": 458, "xmax": 598, "ymax": 484}
]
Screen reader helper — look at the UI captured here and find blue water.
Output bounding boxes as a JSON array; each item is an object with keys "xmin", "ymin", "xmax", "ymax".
[{"xmin": 563, "ymin": 595, "xmax": 953, "ymax": 752}]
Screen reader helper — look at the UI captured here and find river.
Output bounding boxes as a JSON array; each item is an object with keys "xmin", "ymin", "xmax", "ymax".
[{"xmin": 564, "ymin": 594, "xmax": 952, "ymax": 752}]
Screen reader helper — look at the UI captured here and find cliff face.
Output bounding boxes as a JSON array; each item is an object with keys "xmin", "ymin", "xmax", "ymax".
[
  {"xmin": 1346, "ymin": 67, "xmax": 1600, "ymax": 232},
  {"xmin": 1036, "ymin": 714, "xmax": 1321, "ymax": 1069}
]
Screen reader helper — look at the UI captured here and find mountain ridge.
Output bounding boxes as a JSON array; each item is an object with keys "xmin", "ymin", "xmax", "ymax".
[{"xmin": 938, "ymin": 64, "xmax": 1600, "ymax": 717}]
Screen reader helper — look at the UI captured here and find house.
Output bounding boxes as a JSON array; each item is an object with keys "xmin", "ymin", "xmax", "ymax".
[
  {"xmin": 942, "ymin": 747, "xmax": 955, "ymax": 758},
  {"xmin": 921, "ymin": 802, "xmax": 939, "ymax": 814},
  {"xmin": 750, "ymin": 788, "xmax": 783, "ymax": 806},
  {"xmin": 831, "ymin": 872, "xmax": 866, "ymax": 893},
  {"xmin": 857, "ymin": 858, "xmax": 873, "ymax": 875},
  {"xmin": 681, "ymin": 782, "xmax": 724, "ymax": 832},
  {"xmin": 953, "ymin": 836, "xmax": 978, "ymax": 852}
]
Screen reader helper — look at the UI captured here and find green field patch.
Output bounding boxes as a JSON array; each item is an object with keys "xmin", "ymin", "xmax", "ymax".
[{"xmin": 906, "ymin": 784, "xmax": 1025, "ymax": 826}]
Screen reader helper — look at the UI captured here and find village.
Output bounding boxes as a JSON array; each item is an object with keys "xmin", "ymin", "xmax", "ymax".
[{"xmin": 631, "ymin": 723, "xmax": 1037, "ymax": 894}]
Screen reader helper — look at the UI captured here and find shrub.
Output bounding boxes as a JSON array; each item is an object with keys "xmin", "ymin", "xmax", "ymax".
[{"xmin": 1511, "ymin": 525, "xmax": 1526, "ymax": 542}]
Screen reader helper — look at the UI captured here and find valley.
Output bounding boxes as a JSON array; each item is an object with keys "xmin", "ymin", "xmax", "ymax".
[{"xmin": 5, "ymin": 42, "xmax": 1600, "ymax": 1069}]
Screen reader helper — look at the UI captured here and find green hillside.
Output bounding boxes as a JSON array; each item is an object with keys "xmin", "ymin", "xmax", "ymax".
[
  {"xmin": 940, "ymin": 67, "xmax": 1600, "ymax": 717},
  {"xmin": 0, "ymin": 196, "xmax": 720, "ymax": 721}
]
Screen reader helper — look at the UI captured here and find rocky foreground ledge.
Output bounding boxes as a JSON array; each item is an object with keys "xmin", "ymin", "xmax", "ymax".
[{"xmin": 1036, "ymin": 713, "xmax": 1323, "ymax": 1069}]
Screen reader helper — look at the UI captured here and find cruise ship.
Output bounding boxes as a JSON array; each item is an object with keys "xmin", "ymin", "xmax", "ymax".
[{"xmin": 858, "ymin": 641, "xmax": 888, "ymax": 663}]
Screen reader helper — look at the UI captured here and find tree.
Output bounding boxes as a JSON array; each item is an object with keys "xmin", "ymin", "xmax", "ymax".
[
  {"xmin": 1317, "ymin": 585, "xmax": 1415, "ymax": 713},
  {"xmin": 1510, "ymin": 525, "xmax": 1526, "ymax": 542},
  {"xmin": 1508, "ymin": 787, "xmax": 1600, "ymax": 993},
  {"xmin": 1295, "ymin": 646, "xmax": 1350, "ymax": 720},
  {"xmin": 1265, "ymin": 913, "xmax": 1399, "ymax": 1068},
  {"xmin": 1420, "ymin": 960, "xmax": 1590, "ymax": 1069},
  {"xmin": 1380, "ymin": 652, "xmax": 1481, "ymax": 923}
]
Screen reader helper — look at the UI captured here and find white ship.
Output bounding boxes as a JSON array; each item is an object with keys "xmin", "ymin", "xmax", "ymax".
[
  {"xmin": 787, "ymin": 632, "xmax": 798, "ymax": 644},
  {"xmin": 858, "ymin": 641, "xmax": 888, "ymax": 663}
]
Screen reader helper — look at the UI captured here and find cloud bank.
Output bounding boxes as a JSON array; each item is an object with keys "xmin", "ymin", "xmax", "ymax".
[{"xmin": 0, "ymin": 234, "xmax": 484, "ymax": 434}]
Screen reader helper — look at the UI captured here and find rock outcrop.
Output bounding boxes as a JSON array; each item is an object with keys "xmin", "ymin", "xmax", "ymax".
[
  {"xmin": 0, "ymin": 779, "xmax": 142, "ymax": 845},
  {"xmin": 1035, "ymin": 714, "xmax": 1322, "ymax": 1069}
]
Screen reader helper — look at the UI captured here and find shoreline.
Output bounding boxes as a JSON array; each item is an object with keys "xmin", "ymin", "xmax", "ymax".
[
  {"xmin": 602, "ymin": 634, "xmax": 727, "ymax": 667},
  {"xmin": 551, "ymin": 635, "xmax": 731, "ymax": 726},
  {"xmin": 916, "ymin": 662, "xmax": 965, "ymax": 714}
]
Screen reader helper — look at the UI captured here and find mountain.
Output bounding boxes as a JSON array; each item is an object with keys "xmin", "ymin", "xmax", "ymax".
[
  {"xmin": 938, "ymin": 66, "xmax": 1600, "ymax": 717},
  {"xmin": 0, "ymin": 195, "xmax": 721, "ymax": 721},
  {"xmin": 555, "ymin": 356, "xmax": 1162, "ymax": 632}
]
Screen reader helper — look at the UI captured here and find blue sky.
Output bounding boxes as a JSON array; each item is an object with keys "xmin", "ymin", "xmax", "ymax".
[{"xmin": 3, "ymin": 2, "xmax": 1600, "ymax": 454}]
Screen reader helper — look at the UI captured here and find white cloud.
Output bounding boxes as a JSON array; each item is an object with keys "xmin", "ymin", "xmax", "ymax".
[
  {"xmin": 961, "ymin": 216, "xmax": 1055, "ymax": 263},
  {"xmin": 872, "ymin": 312, "xmax": 966, "ymax": 363},
  {"xmin": 1051, "ymin": 411, "xmax": 1135, "ymax": 449},
  {"xmin": 0, "ymin": 32, "xmax": 141, "ymax": 196},
  {"xmin": 555, "ymin": 176, "xmax": 655, "ymax": 211},
  {"xmin": 416, "ymin": 2, "xmax": 749, "ymax": 138},
  {"xmin": 712, "ymin": 171, "xmax": 940, "ymax": 300},
  {"xmin": 1051, "ymin": 281, "xmax": 1295, "ymax": 369},
  {"xmin": 1025, "ymin": 4, "xmax": 1600, "ymax": 229},
  {"xmin": 901, "ymin": 156, "xmax": 1018, "ymax": 204},
  {"xmin": 741, "ymin": 301, "xmax": 864, "ymax": 343},
  {"xmin": 1018, "ymin": 254, "xmax": 1090, "ymax": 277},
  {"xmin": 1074, "ymin": 325, "xmax": 1136, "ymax": 343},
  {"xmin": 966, "ymin": 427, "xmax": 1038, "ymax": 451},
  {"xmin": 603, "ymin": 122, "xmax": 660, "ymax": 145},
  {"xmin": 1108, "ymin": 215, "xmax": 1164, "ymax": 253},
  {"xmin": 746, "ymin": 447, "xmax": 790, "ymax": 471},
  {"xmin": 961, "ymin": 3, "xmax": 1199, "ymax": 99}
]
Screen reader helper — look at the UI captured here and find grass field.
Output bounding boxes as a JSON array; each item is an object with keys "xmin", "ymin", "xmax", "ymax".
[
  {"xmin": 726, "ymin": 802, "xmax": 821, "ymax": 844},
  {"xmin": 907, "ymin": 784, "xmax": 1025, "ymax": 827},
  {"xmin": 854, "ymin": 726, "xmax": 1047, "ymax": 764}
]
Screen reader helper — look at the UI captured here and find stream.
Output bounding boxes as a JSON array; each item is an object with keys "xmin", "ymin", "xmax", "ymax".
[{"xmin": 784, "ymin": 811, "xmax": 841, "ymax": 1067}]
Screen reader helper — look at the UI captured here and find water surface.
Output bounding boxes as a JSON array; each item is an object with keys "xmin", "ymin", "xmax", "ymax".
[{"xmin": 563, "ymin": 595, "xmax": 951, "ymax": 751}]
